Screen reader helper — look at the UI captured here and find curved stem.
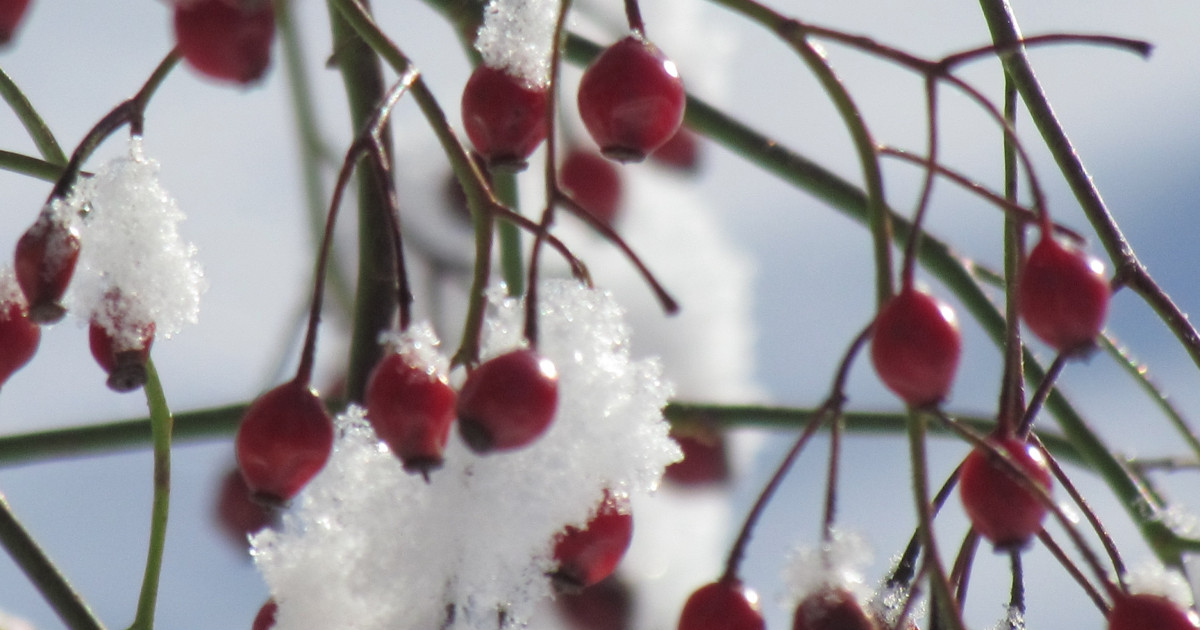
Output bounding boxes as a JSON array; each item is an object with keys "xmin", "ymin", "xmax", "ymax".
[{"xmin": 128, "ymin": 360, "xmax": 172, "ymax": 630}]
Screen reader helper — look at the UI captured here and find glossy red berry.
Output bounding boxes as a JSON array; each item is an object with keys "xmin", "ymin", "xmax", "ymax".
[
  {"xmin": 650, "ymin": 128, "xmax": 701, "ymax": 172},
  {"xmin": 958, "ymin": 437, "xmax": 1052, "ymax": 549},
  {"xmin": 665, "ymin": 423, "xmax": 730, "ymax": 487},
  {"xmin": 1019, "ymin": 235, "xmax": 1110, "ymax": 354},
  {"xmin": 235, "ymin": 379, "xmax": 334, "ymax": 506},
  {"xmin": 792, "ymin": 588, "xmax": 877, "ymax": 630},
  {"xmin": 252, "ymin": 599, "xmax": 278, "ymax": 630},
  {"xmin": 173, "ymin": 0, "xmax": 275, "ymax": 85},
  {"xmin": 556, "ymin": 575, "xmax": 633, "ymax": 630},
  {"xmin": 678, "ymin": 579, "xmax": 765, "ymax": 630},
  {"xmin": 577, "ymin": 35, "xmax": 686, "ymax": 163},
  {"xmin": 561, "ymin": 149, "xmax": 623, "ymax": 227},
  {"xmin": 365, "ymin": 352, "xmax": 457, "ymax": 477},
  {"xmin": 551, "ymin": 492, "xmax": 634, "ymax": 592},
  {"xmin": 89, "ymin": 318, "xmax": 155, "ymax": 392},
  {"xmin": 0, "ymin": 298, "xmax": 39, "ymax": 390},
  {"xmin": 461, "ymin": 65, "xmax": 549, "ymax": 171},
  {"xmin": 14, "ymin": 210, "xmax": 81, "ymax": 324},
  {"xmin": 456, "ymin": 348, "xmax": 558, "ymax": 453},
  {"xmin": 214, "ymin": 467, "xmax": 274, "ymax": 549},
  {"xmin": 1108, "ymin": 592, "xmax": 1200, "ymax": 630},
  {"xmin": 870, "ymin": 286, "xmax": 961, "ymax": 407},
  {"xmin": 0, "ymin": 0, "xmax": 31, "ymax": 45}
]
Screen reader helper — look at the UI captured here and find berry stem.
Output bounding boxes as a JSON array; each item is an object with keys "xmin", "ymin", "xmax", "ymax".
[
  {"xmin": 1008, "ymin": 549, "xmax": 1026, "ymax": 618},
  {"xmin": 129, "ymin": 359, "xmax": 173, "ymax": 630},
  {"xmin": 996, "ymin": 76, "xmax": 1025, "ymax": 436},
  {"xmin": 622, "ymin": 0, "xmax": 646, "ymax": 36},
  {"xmin": 1036, "ymin": 530, "xmax": 1111, "ymax": 614},
  {"xmin": 1016, "ymin": 352, "xmax": 1068, "ymax": 436},
  {"xmin": 898, "ymin": 77, "xmax": 940, "ymax": 291},
  {"xmin": 720, "ymin": 323, "xmax": 871, "ymax": 583}
]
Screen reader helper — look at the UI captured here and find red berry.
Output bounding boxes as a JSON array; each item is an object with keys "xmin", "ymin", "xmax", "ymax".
[
  {"xmin": 0, "ymin": 0, "xmax": 31, "ymax": 45},
  {"xmin": 664, "ymin": 423, "xmax": 730, "ymax": 487},
  {"xmin": 1019, "ymin": 236, "xmax": 1110, "ymax": 354},
  {"xmin": 560, "ymin": 149, "xmax": 623, "ymax": 227},
  {"xmin": 461, "ymin": 65, "xmax": 549, "ymax": 171},
  {"xmin": 551, "ymin": 491, "xmax": 634, "ymax": 592},
  {"xmin": 556, "ymin": 575, "xmax": 634, "ymax": 630},
  {"xmin": 577, "ymin": 35, "xmax": 686, "ymax": 163},
  {"xmin": 0, "ymin": 298, "xmax": 39, "ymax": 390},
  {"xmin": 870, "ymin": 286, "xmax": 961, "ymax": 407},
  {"xmin": 792, "ymin": 588, "xmax": 877, "ymax": 630},
  {"xmin": 235, "ymin": 379, "xmax": 334, "ymax": 506},
  {"xmin": 173, "ymin": 0, "xmax": 275, "ymax": 85},
  {"xmin": 14, "ymin": 210, "xmax": 80, "ymax": 324},
  {"xmin": 650, "ymin": 128, "xmax": 701, "ymax": 172},
  {"xmin": 252, "ymin": 599, "xmax": 278, "ymax": 630},
  {"xmin": 958, "ymin": 437, "xmax": 1053, "ymax": 549},
  {"xmin": 89, "ymin": 318, "xmax": 155, "ymax": 393},
  {"xmin": 456, "ymin": 348, "xmax": 558, "ymax": 453},
  {"xmin": 1108, "ymin": 592, "xmax": 1200, "ymax": 630},
  {"xmin": 678, "ymin": 579, "xmax": 765, "ymax": 630},
  {"xmin": 214, "ymin": 467, "xmax": 274, "ymax": 549},
  {"xmin": 365, "ymin": 352, "xmax": 457, "ymax": 477}
]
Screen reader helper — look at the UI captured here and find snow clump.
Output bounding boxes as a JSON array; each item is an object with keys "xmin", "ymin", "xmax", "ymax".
[
  {"xmin": 474, "ymin": 0, "xmax": 560, "ymax": 88},
  {"xmin": 252, "ymin": 280, "xmax": 681, "ymax": 630},
  {"xmin": 63, "ymin": 137, "xmax": 205, "ymax": 347}
]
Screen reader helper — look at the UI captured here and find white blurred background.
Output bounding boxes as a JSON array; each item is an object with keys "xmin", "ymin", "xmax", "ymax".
[{"xmin": 1, "ymin": 1, "xmax": 1200, "ymax": 628}]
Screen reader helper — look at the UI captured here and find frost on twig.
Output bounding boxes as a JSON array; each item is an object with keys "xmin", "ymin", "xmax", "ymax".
[
  {"xmin": 63, "ymin": 138, "xmax": 206, "ymax": 348},
  {"xmin": 252, "ymin": 280, "xmax": 681, "ymax": 630}
]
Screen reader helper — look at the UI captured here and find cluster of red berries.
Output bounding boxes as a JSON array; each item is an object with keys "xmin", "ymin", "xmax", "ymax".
[
  {"xmin": 461, "ymin": 33, "xmax": 686, "ymax": 170},
  {"xmin": 234, "ymin": 346, "xmax": 560, "ymax": 506},
  {"xmin": 6, "ymin": 205, "xmax": 158, "ymax": 392},
  {"xmin": 173, "ymin": 0, "xmax": 276, "ymax": 85}
]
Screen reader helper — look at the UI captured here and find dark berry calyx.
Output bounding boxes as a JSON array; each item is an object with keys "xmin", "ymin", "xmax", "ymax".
[
  {"xmin": 577, "ymin": 35, "xmax": 686, "ymax": 163},
  {"xmin": 235, "ymin": 379, "xmax": 334, "ymax": 506},
  {"xmin": 551, "ymin": 491, "xmax": 634, "ymax": 593},
  {"xmin": 89, "ymin": 318, "xmax": 155, "ymax": 393},
  {"xmin": 678, "ymin": 579, "xmax": 766, "ymax": 630},
  {"xmin": 461, "ymin": 65, "xmax": 549, "ymax": 171},
  {"xmin": 957, "ymin": 437, "xmax": 1053, "ymax": 550},
  {"xmin": 869, "ymin": 286, "xmax": 962, "ymax": 407},
  {"xmin": 456, "ymin": 348, "xmax": 559, "ymax": 453},
  {"xmin": 1018, "ymin": 235, "xmax": 1110, "ymax": 355},
  {"xmin": 364, "ymin": 351, "xmax": 457, "ymax": 478}
]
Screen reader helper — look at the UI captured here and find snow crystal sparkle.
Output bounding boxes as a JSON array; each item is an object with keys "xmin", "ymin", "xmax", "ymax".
[
  {"xmin": 474, "ymin": 0, "xmax": 560, "ymax": 88},
  {"xmin": 253, "ymin": 280, "xmax": 680, "ymax": 630},
  {"xmin": 64, "ymin": 138, "xmax": 205, "ymax": 347}
]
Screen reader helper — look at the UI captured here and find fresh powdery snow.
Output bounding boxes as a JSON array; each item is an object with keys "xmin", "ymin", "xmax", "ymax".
[
  {"xmin": 474, "ymin": 0, "xmax": 560, "ymax": 88},
  {"xmin": 63, "ymin": 137, "xmax": 205, "ymax": 347},
  {"xmin": 252, "ymin": 280, "xmax": 682, "ymax": 630},
  {"xmin": 783, "ymin": 528, "xmax": 874, "ymax": 607}
]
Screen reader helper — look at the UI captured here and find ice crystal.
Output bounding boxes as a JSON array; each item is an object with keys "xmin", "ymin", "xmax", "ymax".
[
  {"xmin": 474, "ymin": 0, "xmax": 560, "ymax": 88},
  {"xmin": 63, "ymin": 138, "xmax": 205, "ymax": 347},
  {"xmin": 253, "ymin": 280, "xmax": 680, "ymax": 630}
]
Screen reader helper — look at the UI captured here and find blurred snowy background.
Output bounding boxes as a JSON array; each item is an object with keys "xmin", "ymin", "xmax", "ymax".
[{"xmin": 1, "ymin": 1, "xmax": 1200, "ymax": 629}]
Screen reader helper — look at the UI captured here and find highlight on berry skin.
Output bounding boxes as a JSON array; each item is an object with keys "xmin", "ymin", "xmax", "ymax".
[
  {"xmin": 1018, "ymin": 234, "xmax": 1111, "ymax": 355},
  {"xmin": 869, "ymin": 285, "xmax": 962, "ymax": 408},
  {"xmin": 455, "ymin": 347, "xmax": 559, "ymax": 453},
  {"xmin": 577, "ymin": 34, "xmax": 687, "ymax": 163},
  {"xmin": 678, "ymin": 579, "xmax": 766, "ymax": 630},
  {"xmin": 235, "ymin": 379, "xmax": 335, "ymax": 506},
  {"xmin": 461, "ymin": 64, "xmax": 549, "ymax": 171},
  {"xmin": 957, "ymin": 436, "xmax": 1053, "ymax": 550}
]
